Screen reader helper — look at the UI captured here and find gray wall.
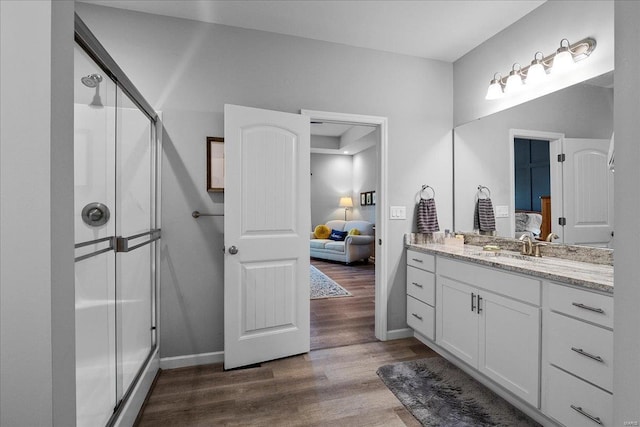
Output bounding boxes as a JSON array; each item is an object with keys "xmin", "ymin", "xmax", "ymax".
[
  {"xmin": 1, "ymin": 1, "xmax": 76, "ymax": 425},
  {"xmin": 310, "ymin": 153, "xmax": 353, "ymax": 228},
  {"xmin": 454, "ymin": 83, "xmax": 613, "ymax": 236},
  {"xmin": 453, "ymin": 1, "xmax": 614, "ymax": 126},
  {"xmin": 353, "ymin": 145, "xmax": 377, "ymax": 224},
  {"xmin": 614, "ymin": 1, "xmax": 640, "ymax": 423},
  {"xmin": 76, "ymin": 3, "xmax": 453, "ymax": 357},
  {"xmin": 309, "ymin": 146, "xmax": 378, "ymax": 228}
]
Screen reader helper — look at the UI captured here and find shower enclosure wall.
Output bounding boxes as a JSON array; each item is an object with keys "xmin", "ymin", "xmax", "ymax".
[{"xmin": 74, "ymin": 16, "xmax": 161, "ymax": 427}]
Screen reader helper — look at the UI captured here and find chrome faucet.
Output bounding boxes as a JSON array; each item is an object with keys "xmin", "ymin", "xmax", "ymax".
[{"xmin": 519, "ymin": 234, "xmax": 533, "ymax": 255}]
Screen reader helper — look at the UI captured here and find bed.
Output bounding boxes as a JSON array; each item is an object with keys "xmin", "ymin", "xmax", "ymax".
[{"xmin": 515, "ymin": 196, "xmax": 551, "ymax": 240}]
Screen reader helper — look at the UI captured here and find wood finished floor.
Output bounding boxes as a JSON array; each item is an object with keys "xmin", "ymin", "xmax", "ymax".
[
  {"xmin": 135, "ymin": 260, "xmax": 438, "ymax": 426},
  {"xmin": 310, "ymin": 258, "xmax": 376, "ymax": 350}
]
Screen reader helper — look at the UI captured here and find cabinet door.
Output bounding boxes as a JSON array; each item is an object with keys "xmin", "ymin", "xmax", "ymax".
[
  {"xmin": 479, "ymin": 291, "xmax": 541, "ymax": 407},
  {"xmin": 437, "ymin": 277, "xmax": 478, "ymax": 367}
]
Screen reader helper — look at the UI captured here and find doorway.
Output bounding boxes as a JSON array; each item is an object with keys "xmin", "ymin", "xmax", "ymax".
[{"xmin": 302, "ymin": 109, "xmax": 389, "ymax": 342}]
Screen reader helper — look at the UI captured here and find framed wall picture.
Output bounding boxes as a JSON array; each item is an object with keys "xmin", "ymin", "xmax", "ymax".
[
  {"xmin": 207, "ymin": 137, "xmax": 224, "ymax": 192},
  {"xmin": 372, "ymin": 191, "xmax": 376, "ymax": 205},
  {"xmin": 366, "ymin": 192, "xmax": 372, "ymax": 205},
  {"xmin": 360, "ymin": 192, "xmax": 366, "ymax": 206}
]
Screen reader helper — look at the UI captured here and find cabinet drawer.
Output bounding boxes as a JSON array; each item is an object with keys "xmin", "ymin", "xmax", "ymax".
[
  {"xmin": 545, "ymin": 365, "xmax": 612, "ymax": 427},
  {"xmin": 437, "ymin": 257, "xmax": 541, "ymax": 305},
  {"xmin": 407, "ymin": 295, "xmax": 435, "ymax": 340},
  {"xmin": 548, "ymin": 284, "xmax": 613, "ymax": 329},
  {"xmin": 407, "ymin": 266, "xmax": 435, "ymax": 305},
  {"xmin": 548, "ymin": 311, "xmax": 613, "ymax": 392},
  {"xmin": 407, "ymin": 250, "xmax": 435, "ymax": 272}
]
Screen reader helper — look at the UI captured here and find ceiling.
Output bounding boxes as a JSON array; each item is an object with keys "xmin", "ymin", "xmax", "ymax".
[{"xmin": 78, "ymin": 0, "xmax": 545, "ymax": 62}]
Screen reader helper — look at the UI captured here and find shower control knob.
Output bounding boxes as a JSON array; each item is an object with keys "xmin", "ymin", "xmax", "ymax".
[
  {"xmin": 88, "ymin": 208, "xmax": 104, "ymax": 221},
  {"xmin": 228, "ymin": 246, "xmax": 239, "ymax": 255},
  {"xmin": 81, "ymin": 202, "xmax": 110, "ymax": 227}
]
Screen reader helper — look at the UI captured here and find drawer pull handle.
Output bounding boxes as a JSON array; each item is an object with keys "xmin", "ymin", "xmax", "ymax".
[
  {"xmin": 412, "ymin": 258, "xmax": 424, "ymax": 263},
  {"xmin": 571, "ymin": 347, "xmax": 604, "ymax": 363},
  {"xmin": 572, "ymin": 302, "xmax": 605, "ymax": 314},
  {"xmin": 471, "ymin": 293, "xmax": 476, "ymax": 312},
  {"xmin": 570, "ymin": 405, "xmax": 603, "ymax": 425},
  {"xmin": 412, "ymin": 282, "xmax": 423, "ymax": 288},
  {"xmin": 477, "ymin": 295, "xmax": 483, "ymax": 314},
  {"xmin": 411, "ymin": 313, "xmax": 423, "ymax": 321}
]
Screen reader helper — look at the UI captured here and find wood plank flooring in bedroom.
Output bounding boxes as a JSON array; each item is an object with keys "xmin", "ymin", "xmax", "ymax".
[{"xmin": 134, "ymin": 259, "xmax": 436, "ymax": 426}]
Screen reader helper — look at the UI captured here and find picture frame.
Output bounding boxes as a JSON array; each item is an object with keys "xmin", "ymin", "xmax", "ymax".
[
  {"xmin": 360, "ymin": 192, "xmax": 366, "ymax": 206},
  {"xmin": 207, "ymin": 137, "xmax": 224, "ymax": 192},
  {"xmin": 372, "ymin": 191, "xmax": 376, "ymax": 205},
  {"xmin": 366, "ymin": 192, "xmax": 372, "ymax": 205}
]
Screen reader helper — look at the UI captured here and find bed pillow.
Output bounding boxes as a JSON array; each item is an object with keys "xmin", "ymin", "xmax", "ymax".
[
  {"xmin": 328, "ymin": 229, "xmax": 348, "ymax": 241},
  {"xmin": 313, "ymin": 224, "xmax": 331, "ymax": 239}
]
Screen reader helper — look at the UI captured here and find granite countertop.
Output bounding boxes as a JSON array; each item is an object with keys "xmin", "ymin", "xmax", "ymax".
[{"xmin": 406, "ymin": 242, "xmax": 613, "ymax": 294}]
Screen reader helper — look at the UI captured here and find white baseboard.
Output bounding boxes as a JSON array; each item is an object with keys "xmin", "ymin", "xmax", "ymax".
[
  {"xmin": 386, "ymin": 328, "xmax": 414, "ymax": 340},
  {"xmin": 160, "ymin": 351, "xmax": 224, "ymax": 370}
]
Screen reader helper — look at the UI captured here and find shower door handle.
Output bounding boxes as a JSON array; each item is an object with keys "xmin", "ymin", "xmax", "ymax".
[{"xmin": 115, "ymin": 229, "xmax": 161, "ymax": 253}]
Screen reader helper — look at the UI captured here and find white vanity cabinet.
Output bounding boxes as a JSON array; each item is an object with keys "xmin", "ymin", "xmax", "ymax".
[
  {"xmin": 542, "ymin": 283, "xmax": 614, "ymax": 427},
  {"xmin": 406, "ymin": 250, "xmax": 436, "ymax": 340},
  {"xmin": 436, "ymin": 257, "xmax": 541, "ymax": 407}
]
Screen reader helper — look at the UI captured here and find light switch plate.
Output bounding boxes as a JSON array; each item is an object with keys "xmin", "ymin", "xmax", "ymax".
[
  {"xmin": 390, "ymin": 206, "xmax": 406, "ymax": 220},
  {"xmin": 495, "ymin": 205, "xmax": 509, "ymax": 218}
]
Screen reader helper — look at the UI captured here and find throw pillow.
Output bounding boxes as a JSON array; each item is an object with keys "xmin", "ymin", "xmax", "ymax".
[
  {"xmin": 328, "ymin": 229, "xmax": 348, "ymax": 241},
  {"xmin": 314, "ymin": 224, "xmax": 331, "ymax": 239},
  {"xmin": 348, "ymin": 228, "xmax": 361, "ymax": 236}
]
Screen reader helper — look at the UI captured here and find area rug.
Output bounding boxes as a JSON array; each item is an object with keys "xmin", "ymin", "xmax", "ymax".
[
  {"xmin": 377, "ymin": 357, "xmax": 540, "ymax": 427},
  {"xmin": 310, "ymin": 265, "xmax": 352, "ymax": 299}
]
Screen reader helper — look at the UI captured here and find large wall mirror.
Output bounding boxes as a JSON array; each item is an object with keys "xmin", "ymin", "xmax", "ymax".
[{"xmin": 453, "ymin": 71, "xmax": 614, "ymax": 247}]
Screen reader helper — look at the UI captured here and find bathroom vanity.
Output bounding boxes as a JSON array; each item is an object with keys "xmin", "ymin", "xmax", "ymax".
[{"xmin": 405, "ymin": 239, "xmax": 614, "ymax": 427}]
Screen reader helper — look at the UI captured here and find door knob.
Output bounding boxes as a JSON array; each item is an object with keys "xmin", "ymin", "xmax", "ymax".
[{"xmin": 228, "ymin": 246, "xmax": 238, "ymax": 255}]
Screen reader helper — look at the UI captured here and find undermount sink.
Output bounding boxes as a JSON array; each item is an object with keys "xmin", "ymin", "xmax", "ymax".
[{"xmin": 471, "ymin": 251, "xmax": 537, "ymax": 261}]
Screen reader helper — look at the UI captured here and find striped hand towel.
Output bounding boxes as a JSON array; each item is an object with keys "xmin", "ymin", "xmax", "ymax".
[
  {"xmin": 417, "ymin": 198, "xmax": 440, "ymax": 233},
  {"xmin": 473, "ymin": 198, "xmax": 496, "ymax": 232}
]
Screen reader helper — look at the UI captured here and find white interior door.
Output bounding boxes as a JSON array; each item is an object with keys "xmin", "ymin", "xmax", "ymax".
[
  {"xmin": 562, "ymin": 138, "xmax": 614, "ymax": 247},
  {"xmin": 224, "ymin": 104, "xmax": 310, "ymax": 370}
]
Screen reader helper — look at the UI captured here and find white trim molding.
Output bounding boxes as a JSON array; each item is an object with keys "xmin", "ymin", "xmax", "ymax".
[
  {"xmin": 508, "ymin": 129, "xmax": 565, "ymax": 240},
  {"xmin": 301, "ymin": 109, "xmax": 389, "ymax": 341},
  {"xmin": 386, "ymin": 328, "xmax": 414, "ymax": 340},
  {"xmin": 160, "ymin": 351, "xmax": 225, "ymax": 370}
]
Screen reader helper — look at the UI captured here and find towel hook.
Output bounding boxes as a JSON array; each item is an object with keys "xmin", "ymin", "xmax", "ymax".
[
  {"xmin": 477, "ymin": 185, "xmax": 491, "ymax": 199},
  {"xmin": 420, "ymin": 185, "xmax": 435, "ymax": 200}
]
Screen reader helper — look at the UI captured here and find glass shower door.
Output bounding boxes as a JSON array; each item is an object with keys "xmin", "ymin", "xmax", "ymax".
[
  {"xmin": 74, "ymin": 45, "xmax": 117, "ymax": 427},
  {"xmin": 74, "ymin": 43, "xmax": 159, "ymax": 427},
  {"xmin": 115, "ymin": 87, "xmax": 156, "ymax": 398}
]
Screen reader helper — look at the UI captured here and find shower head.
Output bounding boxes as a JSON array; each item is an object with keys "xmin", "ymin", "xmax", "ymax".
[{"xmin": 81, "ymin": 73, "xmax": 103, "ymax": 88}]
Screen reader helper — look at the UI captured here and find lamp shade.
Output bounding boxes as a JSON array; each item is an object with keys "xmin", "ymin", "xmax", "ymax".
[
  {"xmin": 485, "ymin": 81, "xmax": 503, "ymax": 100},
  {"xmin": 526, "ymin": 62, "xmax": 547, "ymax": 85},
  {"xmin": 552, "ymin": 40, "xmax": 574, "ymax": 74},
  {"xmin": 339, "ymin": 197, "xmax": 353, "ymax": 208}
]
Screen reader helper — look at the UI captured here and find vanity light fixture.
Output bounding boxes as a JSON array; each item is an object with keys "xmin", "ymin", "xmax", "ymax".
[
  {"xmin": 485, "ymin": 73, "xmax": 504, "ymax": 100},
  {"xmin": 551, "ymin": 38, "xmax": 575, "ymax": 74},
  {"xmin": 504, "ymin": 63, "xmax": 525, "ymax": 94},
  {"xmin": 526, "ymin": 51, "xmax": 548, "ymax": 85},
  {"xmin": 485, "ymin": 37, "xmax": 596, "ymax": 100}
]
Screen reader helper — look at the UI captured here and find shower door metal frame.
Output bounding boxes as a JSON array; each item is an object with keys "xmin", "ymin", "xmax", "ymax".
[{"xmin": 74, "ymin": 12, "xmax": 162, "ymax": 427}]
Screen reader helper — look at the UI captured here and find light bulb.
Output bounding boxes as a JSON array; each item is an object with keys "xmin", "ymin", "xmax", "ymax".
[
  {"xmin": 526, "ymin": 52, "xmax": 547, "ymax": 86},
  {"xmin": 526, "ymin": 62, "xmax": 547, "ymax": 85},
  {"xmin": 552, "ymin": 39, "xmax": 574, "ymax": 74},
  {"xmin": 504, "ymin": 64, "xmax": 524, "ymax": 94},
  {"xmin": 485, "ymin": 73, "xmax": 503, "ymax": 100}
]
